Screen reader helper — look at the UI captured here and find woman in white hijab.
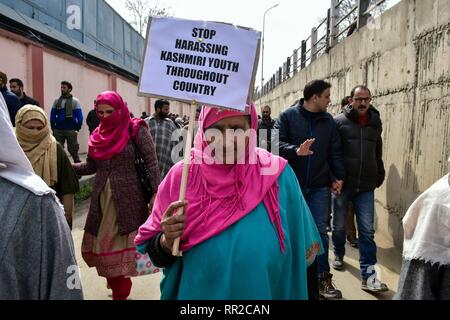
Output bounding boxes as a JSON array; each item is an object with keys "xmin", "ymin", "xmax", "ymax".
[
  {"xmin": 394, "ymin": 162, "xmax": 450, "ymax": 300},
  {"xmin": 0, "ymin": 94, "xmax": 83, "ymax": 300}
]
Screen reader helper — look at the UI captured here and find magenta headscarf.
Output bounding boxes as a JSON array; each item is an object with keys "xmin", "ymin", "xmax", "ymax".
[
  {"xmin": 88, "ymin": 91, "xmax": 146, "ymax": 161},
  {"xmin": 135, "ymin": 104, "xmax": 288, "ymax": 253}
]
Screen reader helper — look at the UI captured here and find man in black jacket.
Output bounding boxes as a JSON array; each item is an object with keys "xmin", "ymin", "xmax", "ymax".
[
  {"xmin": 258, "ymin": 105, "xmax": 276, "ymax": 152},
  {"xmin": 9, "ymin": 78, "xmax": 40, "ymax": 108},
  {"xmin": 276, "ymin": 80, "xmax": 346, "ymax": 300},
  {"xmin": 331, "ymin": 85, "xmax": 388, "ymax": 293}
]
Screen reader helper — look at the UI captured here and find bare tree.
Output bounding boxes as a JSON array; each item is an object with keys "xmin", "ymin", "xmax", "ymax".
[
  {"xmin": 313, "ymin": 0, "xmax": 391, "ymax": 52},
  {"xmin": 337, "ymin": 0, "xmax": 389, "ymax": 30},
  {"xmin": 125, "ymin": 0, "xmax": 172, "ymax": 35}
]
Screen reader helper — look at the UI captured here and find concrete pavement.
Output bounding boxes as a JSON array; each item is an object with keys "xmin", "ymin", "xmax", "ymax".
[
  {"xmin": 73, "ymin": 199, "xmax": 162, "ymax": 300},
  {"xmin": 73, "ymin": 199, "xmax": 400, "ymax": 300}
]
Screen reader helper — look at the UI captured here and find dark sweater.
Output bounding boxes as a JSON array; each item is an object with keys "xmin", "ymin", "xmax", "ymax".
[{"xmin": 20, "ymin": 93, "xmax": 40, "ymax": 108}]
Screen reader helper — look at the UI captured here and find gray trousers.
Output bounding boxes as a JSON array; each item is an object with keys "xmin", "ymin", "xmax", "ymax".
[{"xmin": 53, "ymin": 129, "xmax": 81, "ymax": 163}]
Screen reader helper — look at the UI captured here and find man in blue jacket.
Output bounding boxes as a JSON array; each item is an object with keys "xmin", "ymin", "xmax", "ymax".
[
  {"xmin": 0, "ymin": 71, "xmax": 21, "ymax": 127},
  {"xmin": 275, "ymin": 80, "xmax": 346, "ymax": 300},
  {"xmin": 51, "ymin": 81, "xmax": 83, "ymax": 163}
]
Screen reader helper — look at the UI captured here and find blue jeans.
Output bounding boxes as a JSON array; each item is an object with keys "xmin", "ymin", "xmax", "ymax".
[
  {"xmin": 302, "ymin": 187, "xmax": 330, "ymax": 277},
  {"xmin": 332, "ymin": 188, "xmax": 377, "ymax": 280}
]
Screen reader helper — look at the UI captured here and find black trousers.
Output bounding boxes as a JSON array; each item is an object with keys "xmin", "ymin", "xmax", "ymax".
[{"xmin": 307, "ymin": 259, "xmax": 320, "ymax": 300}]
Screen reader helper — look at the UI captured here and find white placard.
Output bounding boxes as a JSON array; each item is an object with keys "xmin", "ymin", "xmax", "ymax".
[{"xmin": 139, "ymin": 17, "xmax": 261, "ymax": 111}]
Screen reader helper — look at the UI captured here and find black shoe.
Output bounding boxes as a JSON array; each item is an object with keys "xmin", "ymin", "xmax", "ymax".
[
  {"xmin": 347, "ymin": 235, "xmax": 359, "ymax": 248},
  {"xmin": 332, "ymin": 256, "xmax": 344, "ymax": 271},
  {"xmin": 319, "ymin": 272, "xmax": 343, "ymax": 300}
]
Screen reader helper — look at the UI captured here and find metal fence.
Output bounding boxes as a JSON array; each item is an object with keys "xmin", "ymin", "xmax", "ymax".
[{"xmin": 256, "ymin": 0, "xmax": 389, "ymax": 99}]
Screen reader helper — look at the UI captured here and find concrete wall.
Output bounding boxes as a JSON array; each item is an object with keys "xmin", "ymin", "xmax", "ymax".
[
  {"xmin": 256, "ymin": 0, "xmax": 450, "ymax": 250},
  {"xmin": 0, "ymin": 29, "xmax": 190, "ymax": 154}
]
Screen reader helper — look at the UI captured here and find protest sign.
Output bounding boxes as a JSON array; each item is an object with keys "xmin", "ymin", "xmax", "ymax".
[{"xmin": 139, "ymin": 17, "xmax": 260, "ymax": 111}]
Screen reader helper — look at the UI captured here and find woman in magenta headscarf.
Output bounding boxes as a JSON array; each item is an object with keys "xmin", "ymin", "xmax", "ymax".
[
  {"xmin": 135, "ymin": 104, "xmax": 322, "ymax": 300},
  {"xmin": 74, "ymin": 91, "xmax": 160, "ymax": 300}
]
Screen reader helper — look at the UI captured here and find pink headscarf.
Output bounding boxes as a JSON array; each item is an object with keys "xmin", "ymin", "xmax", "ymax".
[
  {"xmin": 135, "ymin": 104, "xmax": 288, "ymax": 253},
  {"xmin": 88, "ymin": 91, "xmax": 146, "ymax": 160}
]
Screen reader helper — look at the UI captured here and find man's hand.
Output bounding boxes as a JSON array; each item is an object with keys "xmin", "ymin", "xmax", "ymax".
[
  {"xmin": 296, "ymin": 139, "xmax": 316, "ymax": 156},
  {"xmin": 160, "ymin": 201, "xmax": 188, "ymax": 253},
  {"xmin": 331, "ymin": 180, "xmax": 344, "ymax": 195}
]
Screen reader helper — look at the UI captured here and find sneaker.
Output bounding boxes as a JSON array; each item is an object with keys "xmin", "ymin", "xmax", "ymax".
[
  {"xmin": 347, "ymin": 235, "xmax": 359, "ymax": 248},
  {"xmin": 319, "ymin": 272, "xmax": 343, "ymax": 300},
  {"xmin": 332, "ymin": 256, "xmax": 344, "ymax": 271},
  {"xmin": 361, "ymin": 278, "xmax": 389, "ymax": 292}
]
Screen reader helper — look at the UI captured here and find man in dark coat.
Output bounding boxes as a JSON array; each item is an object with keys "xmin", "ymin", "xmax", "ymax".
[
  {"xmin": 275, "ymin": 79, "xmax": 346, "ymax": 300},
  {"xmin": 258, "ymin": 105, "xmax": 276, "ymax": 152},
  {"xmin": 331, "ymin": 85, "xmax": 388, "ymax": 293},
  {"xmin": 9, "ymin": 78, "xmax": 40, "ymax": 108}
]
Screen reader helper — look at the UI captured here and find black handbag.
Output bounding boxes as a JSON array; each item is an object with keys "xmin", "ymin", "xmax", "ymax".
[{"xmin": 129, "ymin": 126, "xmax": 153, "ymax": 203}]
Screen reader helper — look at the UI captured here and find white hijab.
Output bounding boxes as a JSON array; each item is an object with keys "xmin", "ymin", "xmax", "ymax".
[
  {"xmin": 0, "ymin": 93, "xmax": 54, "ymax": 196},
  {"xmin": 402, "ymin": 173, "xmax": 450, "ymax": 266}
]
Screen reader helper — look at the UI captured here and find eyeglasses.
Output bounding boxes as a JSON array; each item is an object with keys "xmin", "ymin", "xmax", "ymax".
[{"xmin": 353, "ymin": 97, "xmax": 372, "ymax": 103}]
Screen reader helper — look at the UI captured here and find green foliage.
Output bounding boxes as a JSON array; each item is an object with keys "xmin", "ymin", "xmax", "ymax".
[{"xmin": 75, "ymin": 184, "xmax": 93, "ymax": 201}]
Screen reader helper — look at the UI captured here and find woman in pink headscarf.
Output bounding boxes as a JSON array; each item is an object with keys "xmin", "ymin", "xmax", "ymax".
[
  {"xmin": 73, "ymin": 91, "xmax": 160, "ymax": 300},
  {"xmin": 135, "ymin": 104, "xmax": 322, "ymax": 300}
]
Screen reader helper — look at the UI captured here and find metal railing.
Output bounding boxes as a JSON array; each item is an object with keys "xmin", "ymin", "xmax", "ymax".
[{"xmin": 256, "ymin": 0, "xmax": 388, "ymax": 99}]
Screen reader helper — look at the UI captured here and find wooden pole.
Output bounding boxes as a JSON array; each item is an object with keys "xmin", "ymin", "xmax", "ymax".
[{"xmin": 172, "ymin": 101, "xmax": 197, "ymax": 256}]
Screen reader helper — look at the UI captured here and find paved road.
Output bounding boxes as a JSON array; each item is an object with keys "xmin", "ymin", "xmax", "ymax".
[{"xmin": 73, "ymin": 199, "xmax": 400, "ymax": 300}]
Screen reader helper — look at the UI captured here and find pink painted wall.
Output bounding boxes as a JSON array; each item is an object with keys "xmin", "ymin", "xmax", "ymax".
[
  {"xmin": 0, "ymin": 36, "xmax": 32, "ymax": 95},
  {"xmin": 117, "ymin": 77, "xmax": 147, "ymax": 118}
]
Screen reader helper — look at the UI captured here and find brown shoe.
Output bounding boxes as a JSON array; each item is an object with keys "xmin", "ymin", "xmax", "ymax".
[{"xmin": 319, "ymin": 272, "xmax": 343, "ymax": 300}]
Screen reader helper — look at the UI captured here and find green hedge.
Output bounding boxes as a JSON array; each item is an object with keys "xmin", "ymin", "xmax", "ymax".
[{"xmin": 75, "ymin": 184, "xmax": 93, "ymax": 201}]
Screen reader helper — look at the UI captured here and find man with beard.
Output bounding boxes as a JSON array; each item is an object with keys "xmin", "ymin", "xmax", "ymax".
[
  {"xmin": 50, "ymin": 81, "xmax": 84, "ymax": 163},
  {"xmin": 9, "ymin": 78, "xmax": 40, "ymax": 108},
  {"xmin": 145, "ymin": 99, "xmax": 178, "ymax": 180},
  {"xmin": 258, "ymin": 105, "xmax": 276, "ymax": 152},
  {"xmin": 331, "ymin": 85, "xmax": 388, "ymax": 293}
]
